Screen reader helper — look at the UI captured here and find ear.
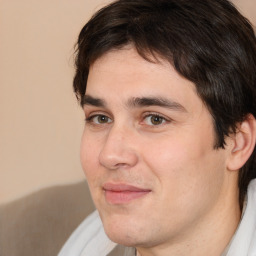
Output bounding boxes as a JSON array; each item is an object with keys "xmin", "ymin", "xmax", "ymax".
[{"xmin": 227, "ymin": 114, "xmax": 256, "ymax": 171}]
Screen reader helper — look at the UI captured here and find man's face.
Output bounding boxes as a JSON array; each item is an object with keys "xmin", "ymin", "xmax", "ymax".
[{"xmin": 81, "ymin": 47, "xmax": 231, "ymax": 249}]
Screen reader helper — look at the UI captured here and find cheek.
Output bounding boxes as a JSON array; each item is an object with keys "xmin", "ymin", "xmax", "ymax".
[
  {"xmin": 141, "ymin": 135, "xmax": 199, "ymax": 177},
  {"xmin": 80, "ymin": 132, "xmax": 100, "ymax": 180},
  {"xmin": 80, "ymin": 133, "xmax": 105, "ymax": 207},
  {"xmin": 142, "ymin": 132, "xmax": 225, "ymax": 199}
]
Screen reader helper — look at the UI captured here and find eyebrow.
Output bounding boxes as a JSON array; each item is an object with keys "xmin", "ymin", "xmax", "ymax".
[
  {"xmin": 82, "ymin": 95, "xmax": 107, "ymax": 107},
  {"xmin": 82, "ymin": 94, "xmax": 187, "ymax": 112},
  {"xmin": 127, "ymin": 97, "xmax": 187, "ymax": 112}
]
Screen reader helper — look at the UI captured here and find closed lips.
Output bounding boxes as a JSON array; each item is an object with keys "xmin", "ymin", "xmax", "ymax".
[{"xmin": 103, "ymin": 183, "xmax": 151, "ymax": 204}]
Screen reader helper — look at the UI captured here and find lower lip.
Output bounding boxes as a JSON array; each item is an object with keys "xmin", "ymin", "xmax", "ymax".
[{"xmin": 104, "ymin": 190, "xmax": 150, "ymax": 204}]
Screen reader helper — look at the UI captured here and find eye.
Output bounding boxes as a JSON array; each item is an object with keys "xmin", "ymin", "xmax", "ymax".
[
  {"xmin": 86, "ymin": 114, "xmax": 112, "ymax": 124},
  {"xmin": 143, "ymin": 114, "xmax": 167, "ymax": 126}
]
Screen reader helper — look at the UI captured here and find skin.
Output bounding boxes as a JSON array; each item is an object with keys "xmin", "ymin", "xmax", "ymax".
[{"xmin": 80, "ymin": 46, "xmax": 241, "ymax": 256}]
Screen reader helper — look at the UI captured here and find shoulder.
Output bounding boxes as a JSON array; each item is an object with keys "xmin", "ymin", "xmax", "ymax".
[
  {"xmin": 226, "ymin": 179, "xmax": 256, "ymax": 256},
  {"xmin": 58, "ymin": 210, "xmax": 117, "ymax": 256}
]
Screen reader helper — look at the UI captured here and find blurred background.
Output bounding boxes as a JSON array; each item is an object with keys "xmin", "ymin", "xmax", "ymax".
[{"xmin": 0, "ymin": 0, "xmax": 255, "ymax": 205}]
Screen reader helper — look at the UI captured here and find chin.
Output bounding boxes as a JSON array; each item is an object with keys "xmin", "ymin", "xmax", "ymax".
[
  {"xmin": 101, "ymin": 213, "xmax": 144, "ymax": 247},
  {"xmin": 106, "ymin": 231, "xmax": 138, "ymax": 247}
]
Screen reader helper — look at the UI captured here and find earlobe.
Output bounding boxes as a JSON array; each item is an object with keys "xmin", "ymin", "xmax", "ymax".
[{"xmin": 227, "ymin": 114, "xmax": 256, "ymax": 171}]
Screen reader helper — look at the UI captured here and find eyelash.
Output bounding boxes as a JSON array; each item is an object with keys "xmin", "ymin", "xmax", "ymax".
[
  {"xmin": 85, "ymin": 112, "xmax": 170, "ymax": 127},
  {"xmin": 142, "ymin": 113, "xmax": 170, "ymax": 126},
  {"xmin": 85, "ymin": 114, "xmax": 112, "ymax": 124}
]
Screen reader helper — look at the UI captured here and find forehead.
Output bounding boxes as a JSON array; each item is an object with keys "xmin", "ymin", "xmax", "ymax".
[{"xmin": 86, "ymin": 47, "xmax": 205, "ymax": 114}]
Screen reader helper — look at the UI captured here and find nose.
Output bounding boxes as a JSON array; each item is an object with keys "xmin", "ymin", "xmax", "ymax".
[{"xmin": 99, "ymin": 125, "xmax": 139, "ymax": 170}]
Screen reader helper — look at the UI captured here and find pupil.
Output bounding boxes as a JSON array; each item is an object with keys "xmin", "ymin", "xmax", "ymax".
[
  {"xmin": 99, "ymin": 116, "xmax": 107, "ymax": 123},
  {"xmin": 151, "ymin": 116, "xmax": 162, "ymax": 125}
]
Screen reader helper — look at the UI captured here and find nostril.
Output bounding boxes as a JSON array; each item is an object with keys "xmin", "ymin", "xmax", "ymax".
[{"xmin": 99, "ymin": 146, "xmax": 138, "ymax": 170}]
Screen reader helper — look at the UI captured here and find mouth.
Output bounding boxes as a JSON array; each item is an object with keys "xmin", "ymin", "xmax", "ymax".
[{"xmin": 102, "ymin": 183, "xmax": 151, "ymax": 205}]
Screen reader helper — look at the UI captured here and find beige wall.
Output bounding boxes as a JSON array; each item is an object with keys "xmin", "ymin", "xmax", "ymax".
[
  {"xmin": 0, "ymin": 0, "xmax": 255, "ymax": 205},
  {"xmin": 232, "ymin": 0, "xmax": 256, "ymax": 28},
  {"xmin": 0, "ymin": 0, "xmax": 111, "ymax": 204}
]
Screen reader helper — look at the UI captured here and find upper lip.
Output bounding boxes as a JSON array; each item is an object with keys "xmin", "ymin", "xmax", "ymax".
[{"xmin": 103, "ymin": 183, "xmax": 151, "ymax": 192}]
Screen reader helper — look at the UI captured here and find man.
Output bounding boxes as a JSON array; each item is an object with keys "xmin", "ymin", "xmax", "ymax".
[{"xmin": 59, "ymin": 0, "xmax": 256, "ymax": 255}]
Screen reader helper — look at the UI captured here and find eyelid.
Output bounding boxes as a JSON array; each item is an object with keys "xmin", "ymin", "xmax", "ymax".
[
  {"xmin": 85, "ymin": 109, "xmax": 111, "ymax": 119},
  {"xmin": 85, "ymin": 111, "xmax": 113, "ymax": 125},
  {"xmin": 141, "ymin": 112, "xmax": 172, "ymax": 125},
  {"xmin": 86, "ymin": 114, "xmax": 111, "ymax": 121}
]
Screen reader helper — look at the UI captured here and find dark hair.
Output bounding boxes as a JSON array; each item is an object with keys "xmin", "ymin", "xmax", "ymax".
[{"xmin": 73, "ymin": 0, "xmax": 256, "ymax": 207}]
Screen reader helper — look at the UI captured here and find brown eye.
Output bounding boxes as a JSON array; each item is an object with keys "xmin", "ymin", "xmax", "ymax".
[
  {"xmin": 151, "ymin": 115, "xmax": 164, "ymax": 125},
  {"xmin": 87, "ymin": 115, "xmax": 112, "ymax": 124},
  {"xmin": 144, "ymin": 114, "xmax": 166, "ymax": 126},
  {"xmin": 96, "ymin": 115, "xmax": 110, "ymax": 123}
]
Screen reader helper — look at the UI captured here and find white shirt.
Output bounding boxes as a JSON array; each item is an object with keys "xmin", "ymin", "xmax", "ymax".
[{"xmin": 58, "ymin": 179, "xmax": 256, "ymax": 256}]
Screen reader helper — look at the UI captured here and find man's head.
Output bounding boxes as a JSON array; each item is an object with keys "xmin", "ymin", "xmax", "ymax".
[
  {"xmin": 75, "ymin": 0, "xmax": 256, "ymax": 253},
  {"xmin": 75, "ymin": 0, "xmax": 256, "ymax": 206}
]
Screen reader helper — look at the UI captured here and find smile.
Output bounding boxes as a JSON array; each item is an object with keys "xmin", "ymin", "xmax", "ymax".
[{"xmin": 103, "ymin": 183, "xmax": 151, "ymax": 204}]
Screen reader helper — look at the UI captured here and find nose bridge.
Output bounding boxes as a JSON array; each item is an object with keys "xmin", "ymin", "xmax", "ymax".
[{"xmin": 99, "ymin": 122, "xmax": 138, "ymax": 169}]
